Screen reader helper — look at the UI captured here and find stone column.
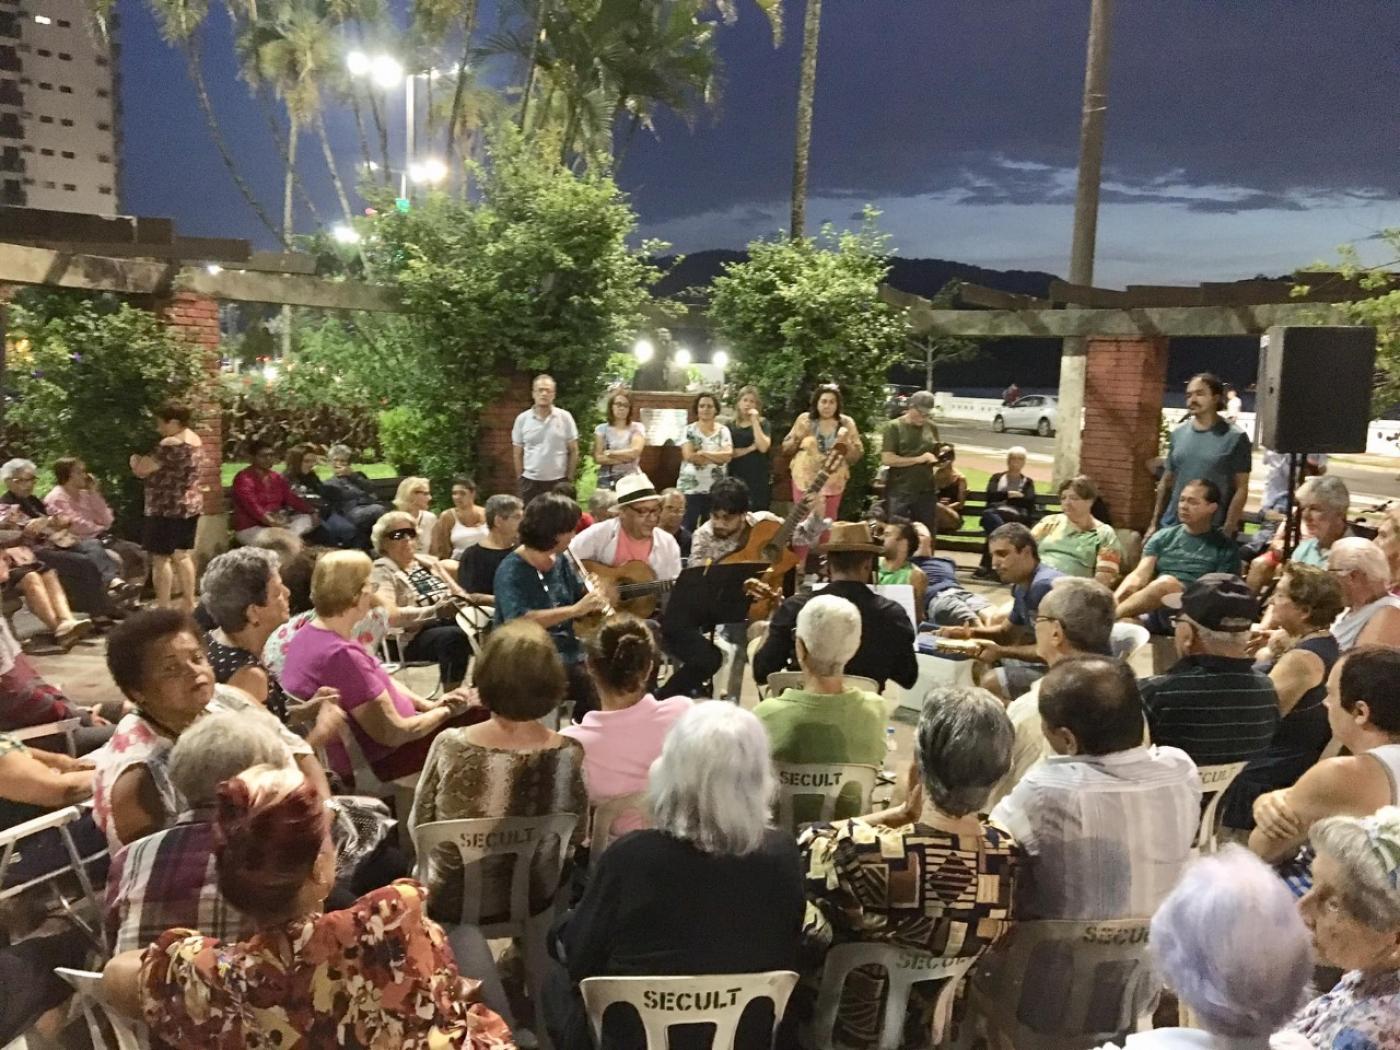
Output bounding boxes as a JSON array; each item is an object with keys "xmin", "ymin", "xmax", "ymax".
[{"xmin": 1080, "ymin": 336, "xmax": 1168, "ymax": 534}]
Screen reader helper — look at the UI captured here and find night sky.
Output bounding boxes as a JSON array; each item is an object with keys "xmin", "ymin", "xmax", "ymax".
[{"xmin": 119, "ymin": 0, "xmax": 1399, "ymax": 286}]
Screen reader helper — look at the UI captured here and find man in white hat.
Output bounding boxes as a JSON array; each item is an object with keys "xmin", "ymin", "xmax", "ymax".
[{"xmin": 568, "ymin": 472, "xmax": 682, "ymax": 583}]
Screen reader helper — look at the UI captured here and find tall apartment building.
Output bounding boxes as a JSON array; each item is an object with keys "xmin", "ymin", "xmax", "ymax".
[{"xmin": 0, "ymin": 0, "xmax": 118, "ymax": 214}]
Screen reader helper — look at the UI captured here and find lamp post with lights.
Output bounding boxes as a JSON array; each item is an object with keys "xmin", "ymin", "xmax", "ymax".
[{"xmin": 345, "ymin": 52, "xmax": 448, "ymax": 199}]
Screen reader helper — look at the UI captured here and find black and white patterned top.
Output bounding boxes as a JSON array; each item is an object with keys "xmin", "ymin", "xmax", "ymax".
[{"xmin": 205, "ymin": 636, "xmax": 289, "ymax": 724}]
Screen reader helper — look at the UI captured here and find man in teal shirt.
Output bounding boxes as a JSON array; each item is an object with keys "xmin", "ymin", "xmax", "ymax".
[
  {"xmin": 1152, "ymin": 373, "xmax": 1252, "ymax": 535},
  {"xmin": 1116, "ymin": 479, "xmax": 1240, "ymax": 621}
]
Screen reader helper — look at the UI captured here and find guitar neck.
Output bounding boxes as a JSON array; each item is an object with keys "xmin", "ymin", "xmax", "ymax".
[
  {"xmin": 617, "ymin": 579, "xmax": 675, "ymax": 599},
  {"xmin": 772, "ymin": 469, "xmax": 829, "ymax": 549}
]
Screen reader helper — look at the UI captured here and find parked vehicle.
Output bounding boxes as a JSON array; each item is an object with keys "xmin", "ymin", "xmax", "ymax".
[
  {"xmin": 883, "ymin": 384, "xmax": 921, "ymax": 418},
  {"xmin": 993, "ymin": 395, "xmax": 1058, "ymax": 437}
]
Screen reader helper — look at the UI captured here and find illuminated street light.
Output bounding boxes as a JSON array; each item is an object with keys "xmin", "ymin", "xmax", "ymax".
[
  {"xmin": 205, "ymin": 263, "xmax": 223, "ymax": 275},
  {"xmin": 262, "ymin": 363, "xmax": 280, "ymax": 382},
  {"xmin": 674, "ymin": 347, "xmax": 692, "ymax": 367},
  {"xmin": 346, "ymin": 50, "xmax": 370, "ymax": 76},
  {"xmin": 331, "ymin": 224, "xmax": 361, "ymax": 245},
  {"xmin": 370, "ymin": 54, "xmax": 404, "ymax": 89},
  {"xmin": 633, "ymin": 338, "xmax": 655, "ymax": 364},
  {"xmin": 712, "ymin": 350, "xmax": 729, "ymax": 371},
  {"xmin": 408, "ymin": 157, "xmax": 447, "ymax": 185}
]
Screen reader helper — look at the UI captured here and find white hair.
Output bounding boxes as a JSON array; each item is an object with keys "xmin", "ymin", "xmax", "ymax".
[
  {"xmin": 1299, "ymin": 474, "xmax": 1350, "ymax": 516},
  {"xmin": 1150, "ymin": 846, "xmax": 1313, "ymax": 1037},
  {"xmin": 0, "ymin": 458, "xmax": 36, "ymax": 483},
  {"xmin": 371, "ymin": 510, "xmax": 418, "ymax": 553},
  {"xmin": 1310, "ymin": 806, "xmax": 1400, "ymax": 931},
  {"xmin": 1006, "ymin": 445, "xmax": 1028, "ymax": 460},
  {"xmin": 795, "ymin": 594, "xmax": 862, "ymax": 677},
  {"xmin": 1329, "ymin": 537, "xmax": 1389, "ymax": 588},
  {"xmin": 168, "ymin": 710, "xmax": 293, "ymax": 806},
  {"xmin": 648, "ymin": 702, "xmax": 774, "ymax": 856}
]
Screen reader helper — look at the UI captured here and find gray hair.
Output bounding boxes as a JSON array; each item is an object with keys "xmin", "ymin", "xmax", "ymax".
[
  {"xmin": 589, "ymin": 488, "xmax": 618, "ymax": 517},
  {"xmin": 484, "ymin": 493, "xmax": 524, "ymax": 529},
  {"xmin": 169, "ymin": 709, "xmax": 292, "ymax": 806},
  {"xmin": 1149, "ymin": 846, "xmax": 1312, "ymax": 1037},
  {"xmin": 200, "ymin": 548, "xmax": 280, "ymax": 631},
  {"xmin": 649, "ymin": 702, "xmax": 774, "ymax": 856},
  {"xmin": 1006, "ymin": 445, "xmax": 1028, "ymax": 461},
  {"xmin": 371, "ymin": 510, "xmax": 418, "ymax": 553},
  {"xmin": 0, "ymin": 458, "xmax": 36, "ymax": 483},
  {"xmin": 915, "ymin": 686, "xmax": 1014, "ymax": 817},
  {"xmin": 1310, "ymin": 806, "xmax": 1400, "ymax": 931},
  {"xmin": 1329, "ymin": 537, "xmax": 1390, "ymax": 589},
  {"xmin": 1299, "ymin": 474, "xmax": 1350, "ymax": 516},
  {"xmin": 1039, "ymin": 577, "xmax": 1114, "ymax": 654},
  {"xmin": 327, "ymin": 444, "xmax": 353, "ymax": 463},
  {"xmin": 908, "ymin": 391, "xmax": 936, "ymax": 413},
  {"xmin": 796, "ymin": 594, "xmax": 862, "ymax": 677}
]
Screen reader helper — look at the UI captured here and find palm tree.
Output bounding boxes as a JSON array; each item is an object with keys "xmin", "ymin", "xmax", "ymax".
[
  {"xmin": 789, "ymin": 0, "xmax": 820, "ymax": 239},
  {"xmin": 412, "ymin": 0, "xmax": 483, "ymax": 168}
]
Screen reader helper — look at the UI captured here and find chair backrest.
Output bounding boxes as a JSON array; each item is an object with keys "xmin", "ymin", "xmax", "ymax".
[
  {"xmin": 0, "ymin": 806, "xmax": 104, "ymax": 911},
  {"xmin": 411, "ymin": 813, "xmax": 578, "ymax": 937},
  {"xmin": 761, "ymin": 671, "xmax": 882, "ymax": 699},
  {"xmin": 580, "ymin": 971, "xmax": 798, "ymax": 1050},
  {"xmin": 9, "ymin": 717, "xmax": 82, "ymax": 756},
  {"xmin": 814, "ymin": 944, "xmax": 976, "ymax": 1050},
  {"xmin": 1108, "ymin": 623, "xmax": 1150, "ymax": 661},
  {"xmin": 54, "ymin": 968, "xmax": 147, "ymax": 1050},
  {"xmin": 968, "ymin": 918, "xmax": 1157, "ymax": 1050},
  {"xmin": 334, "ymin": 719, "xmax": 394, "ymax": 800},
  {"xmin": 772, "ymin": 762, "xmax": 878, "ymax": 831},
  {"xmin": 1194, "ymin": 760, "xmax": 1248, "ymax": 853},
  {"xmin": 589, "ymin": 791, "xmax": 650, "ymax": 856}
]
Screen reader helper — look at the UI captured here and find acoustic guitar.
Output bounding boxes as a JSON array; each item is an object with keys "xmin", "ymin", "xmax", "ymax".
[
  {"xmin": 718, "ymin": 444, "xmax": 847, "ymax": 621},
  {"xmin": 574, "ymin": 559, "xmax": 677, "ymax": 638}
]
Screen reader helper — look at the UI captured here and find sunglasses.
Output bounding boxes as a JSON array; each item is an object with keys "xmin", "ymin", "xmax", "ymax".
[{"xmin": 386, "ymin": 528, "xmax": 417, "ymax": 541}]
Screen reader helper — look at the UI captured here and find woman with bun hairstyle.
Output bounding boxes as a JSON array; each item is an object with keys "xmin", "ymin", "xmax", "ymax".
[{"xmin": 564, "ymin": 615, "xmax": 692, "ymax": 839}]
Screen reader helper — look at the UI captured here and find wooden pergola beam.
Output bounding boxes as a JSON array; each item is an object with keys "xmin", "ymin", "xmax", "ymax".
[{"xmin": 176, "ymin": 267, "xmax": 400, "ymax": 312}]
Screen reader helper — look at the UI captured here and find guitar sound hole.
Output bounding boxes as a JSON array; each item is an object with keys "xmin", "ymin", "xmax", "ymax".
[{"xmin": 761, "ymin": 543, "xmax": 780, "ymax": 562}]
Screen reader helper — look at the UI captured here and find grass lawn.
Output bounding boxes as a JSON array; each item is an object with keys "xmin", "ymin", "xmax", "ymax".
[{"xmin": 219, "ymin": 461, "xmax": 398, "ymax": 486}]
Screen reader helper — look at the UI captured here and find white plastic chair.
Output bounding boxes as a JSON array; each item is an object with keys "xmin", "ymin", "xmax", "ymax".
[
  {"xmin": 589, "ymin": 791, "xmax": 649, "ymax": 856},
  {"xmin": 378, "ymin": 629, "xmax": 443, "ymax": 700},
  {"xmin": 411, "ymin": 814, "xmax": 578, "ymax": 1050},
  {"xmin": 1108, "ymin": 623, "xmax": 1150, "ymax": 661},
  {"xmin": 964, "ymin": 918, "xmax": 1158, "ymax": 1050},
  {"xmin": 580, "ymin": 970, "xmax": 798, "ymax": 1050},
  {"xmin": 814, "ymin": 944, "xmax": 977, "ymax": 1050},
  {"xmin": 329, "ymin": 720, "xmax": 417, "ymax": 831},
  {"xmin": 54, "ymin": 968, "xmax": 146, "ymax": 1050},
  {"xmin": 772, "ymin": 762, "xmax": 878, "ymax": 832},
  {"xmin": 8, "ymin": 717, "xmax": 83, "ymax": 756},
  {"xmin": 1194, "ymin": 760, "xmax": 1248, "ymax": 854},
  {"xmin": 0, "ymin": 806, "xmax": 106, "ymax": 927},
  {"xmin": 760, "ymin": 671, "xmax": 881, "ymax": 699}
]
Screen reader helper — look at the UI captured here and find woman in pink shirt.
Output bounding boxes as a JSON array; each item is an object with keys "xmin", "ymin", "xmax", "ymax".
[
  {"xmin": 44, "ymin": 457, "xmax": 146, "ymax": 585},
  {"xmin": 563, "ymin": 616, "xmax": 691, "ymax": 839}
]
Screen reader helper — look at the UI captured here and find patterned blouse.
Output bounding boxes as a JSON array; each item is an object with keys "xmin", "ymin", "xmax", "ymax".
[
  {"xmin": 1286, "ymin": 968, "xmax": 1400, "ymax": 1050},
  {"xmin": 206, "ymin": 637, "xmax": 289, "ymax": 724},
  {"xmin": 143, "ymin": 440, "xmax": 204, "ymax": 519},
  {"xmin": 138, "ymin": 879, "xmax": 515, "ymax": 1050},
  {"xmin": 800, "ymin": 817, "xmax": 1021, "ymax": 1048},
  {"xmin": 412, "ymin": 731, "xmax": 587, "ymax": 926},
  {"xmin": 677, "ymin": 422, "xmax": 732, "ymax": 494}
]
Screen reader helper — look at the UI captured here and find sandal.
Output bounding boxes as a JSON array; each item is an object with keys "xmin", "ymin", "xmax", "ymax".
[{"xmin": 55, "ymin": 619, "xmax": 93, "ymax": 651}]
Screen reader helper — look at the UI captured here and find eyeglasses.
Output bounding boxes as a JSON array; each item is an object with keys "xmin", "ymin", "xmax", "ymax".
[
  {"xmin": 10, "ymin": 475, "xmax": 34, "ymax": 483},
  {"xmin": 1032, "ymin": 614, "xmax": 1059, "ymax": 626},
  {"xmin": 386, "ymin": 528, "xmax": 417, "ymax": 541}
]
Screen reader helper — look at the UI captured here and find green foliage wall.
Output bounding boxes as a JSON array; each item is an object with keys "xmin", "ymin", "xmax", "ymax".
[
  {"xmin": 4, "ymin": 291, "xmax": 209, "ymax": 529},
  {"xmin": 708, "ymin": 217, "xmax": 909, "ymax": 512}
]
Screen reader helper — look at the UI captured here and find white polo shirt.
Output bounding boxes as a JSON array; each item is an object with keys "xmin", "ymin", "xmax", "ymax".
[{"xmin": 512, "ymin": 406, "xmax": 579, "ymax": 481}]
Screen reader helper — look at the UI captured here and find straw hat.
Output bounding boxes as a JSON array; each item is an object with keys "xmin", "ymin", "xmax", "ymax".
[
  {"xmin": 817, "ymin": 521, "xmax": 883, "ymax": 554},
  {"xmin": 615, "ymin": 473, "xmax": 661, "ymax": 507}
]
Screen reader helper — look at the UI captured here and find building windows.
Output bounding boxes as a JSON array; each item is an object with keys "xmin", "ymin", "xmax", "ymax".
[
  {"xmin": 3, "ymin": 177, "xmax": 25, "ymax": 204},
  {"xmin": 39, "ymin": 146, "xmax": 51, "ymax": 155},
  {"xmin": 94, "ymin": 55, "xmax": 108, "ymax": 67},
  {"xmin": 32, "ymin": 14, "xmax": 51, "ymax": 25},
  {"xmin": 35, "ymin": 48, "xmax": 50, "ymax": 57},
  {"xmin": 57, "ymin": 52, "xmax": 69, "ymax": 60},
  {"xmin": 38, "ymin": 82, "xmax": 51, "ymax": 90},
  {"xmin": 58, "ymin": 85, "xmax": 71, "ymax": 93},
  {"xmin": 98, "ymin": 185, "xmax": 111, "ymax": 195},
  {"xmin": 38, "ymin": 114, "xmax": 51, "ymax": 123},
  {"xmin": 57, "ymin": 18, "xmax": 71, "ymax": 27},
  {"xmin": 41, "ymin": 179, "xmax": 52, "ymax": 188},
  {"xmin": 61, "ymin": 181, "xmax": 74, "ymax": 190},
  {"xmin": 58, "ymin": 117, "xmax": 71, "ymax": 126},
  {"xmin": 96, "ymin": 120, "xmax": 108, "ymax": 130},
  {"xmin": 96, "ymin": 152, "xmax": 109, "ymax": 163},
  {"xmin": 59, "ymin": 149, "xmax": 72, "ymax": 158},
  {"xmin": 96, "ymin": 88, "xmax": 108, "ymax": 98}
]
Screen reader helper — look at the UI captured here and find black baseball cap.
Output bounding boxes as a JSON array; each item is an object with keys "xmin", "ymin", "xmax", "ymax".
[{"xmin": 1161, "ymin": 573, "xmax": 1259, "ymax": 632}]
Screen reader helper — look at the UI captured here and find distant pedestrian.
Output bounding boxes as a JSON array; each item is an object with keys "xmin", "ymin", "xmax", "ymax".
[
  {"xmin": 1224, "ymin": 385, "xmax": 1242, "ymax": 424},
  {"xmin": 1002, "ymin": 381, "xmax": 1021, "ymax": 406}
]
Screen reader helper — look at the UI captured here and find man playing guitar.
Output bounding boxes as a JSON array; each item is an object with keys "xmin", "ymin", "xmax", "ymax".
[{"xmin": 568, "ymin": 472, "xmax": 682, "ymax": 585}]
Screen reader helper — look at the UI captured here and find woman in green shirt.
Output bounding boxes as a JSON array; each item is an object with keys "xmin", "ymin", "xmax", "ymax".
[{"xmin": 1031, "ymin": 475, "xmax": 1124, "ymax": 586}]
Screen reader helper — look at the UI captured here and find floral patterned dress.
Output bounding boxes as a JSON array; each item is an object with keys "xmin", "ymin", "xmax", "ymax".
[
  {"xmin": 139, "ymin": 879, "xmax": 515, "ymax": 1050},
  {"xmin": 1286, "ymin": 969, "xmax": 1400, "ymax": 1050}
]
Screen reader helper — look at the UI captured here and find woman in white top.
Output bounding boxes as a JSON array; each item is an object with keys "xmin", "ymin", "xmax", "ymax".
[
  {"xmin": 1094, "ymin": 847, "xmax": 1313, "ymax": 1050},
  {"xmin": 1328, "ymin": 538, "xmax": 1400, "ymax": 651},
  {"xmin": 593, "ymin": 389, "xmax": 646, "ymax": 491},
  {"xmin": 677, "ymin": 391, "xmax": 733, "ymax": 532},
  {"xmin": 393, "ymin": 476, "xmax": 440, "ymax": 557},
  {"xmin": 429, "ymin": 475, "xmax": 487, "ymax": 560}
]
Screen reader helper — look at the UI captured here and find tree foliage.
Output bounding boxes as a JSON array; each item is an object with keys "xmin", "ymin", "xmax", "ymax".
[
  {"xmin": 358, "ymin": 129, "xmax": 662, "ymax": 484},
  {"xmin": 4, "ymin": 291, "xmax": 209, "ymax": 528},
  {"xmin": 708, "ymin": 214, "xmax": 909, "ymax": 512}
]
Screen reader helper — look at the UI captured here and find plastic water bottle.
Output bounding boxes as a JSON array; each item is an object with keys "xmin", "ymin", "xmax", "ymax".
[{"xmin": 884, "ymin": 726, "xmax": 897, "ymax": 769}]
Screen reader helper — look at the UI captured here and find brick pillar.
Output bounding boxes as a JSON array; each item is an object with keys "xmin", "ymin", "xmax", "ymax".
[
  {"xmin": 1081, "ymin": 337, "xmax": 1169, "ymax": 533},
  {"xmin": 478, "ymin": 372, "xmax": 532, "ymax": 497}
]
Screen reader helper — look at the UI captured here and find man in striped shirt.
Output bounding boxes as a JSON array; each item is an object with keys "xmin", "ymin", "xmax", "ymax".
[{"xmin": 1141, "ymin": 573, "xmax": 1279, "ymax": 767}]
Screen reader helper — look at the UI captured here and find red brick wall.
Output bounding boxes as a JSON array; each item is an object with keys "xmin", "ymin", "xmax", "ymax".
[
  {"xmin": 478, "ymin": 372, "xmax": 532, "ymax": 497},
  {"xmin": 151, "ymin": 291, "xmax": 224, "ymax": 515},
  {"xmin": 1081, "ymin": 337, "xmax": 1169, "ymax": 533}
]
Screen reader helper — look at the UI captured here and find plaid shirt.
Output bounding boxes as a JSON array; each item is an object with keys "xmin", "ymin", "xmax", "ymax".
[{"xmin": 105, "ymin": 806, "xmax": 249, "ymax": 954}]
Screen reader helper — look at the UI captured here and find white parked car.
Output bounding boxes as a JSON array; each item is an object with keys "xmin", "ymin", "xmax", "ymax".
[{"xmin": 993, "ymin": 395, "xmax": 1058, "ymax": 437}]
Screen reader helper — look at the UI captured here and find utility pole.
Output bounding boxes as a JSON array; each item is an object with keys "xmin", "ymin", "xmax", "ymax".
[{"xmin": 1051, "ymin": 0, "xmax": 1113, "ymax": 482}]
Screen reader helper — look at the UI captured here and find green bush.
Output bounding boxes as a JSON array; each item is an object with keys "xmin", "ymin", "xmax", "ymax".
[{"xmin": 4, "ymin": 290, "xmax": 209, "ymax": 531}]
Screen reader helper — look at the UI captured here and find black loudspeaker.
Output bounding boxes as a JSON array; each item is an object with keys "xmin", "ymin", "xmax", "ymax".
[{"xmin": 1255, "ymin": 325, "xmax": 1376, "ymax": 453}]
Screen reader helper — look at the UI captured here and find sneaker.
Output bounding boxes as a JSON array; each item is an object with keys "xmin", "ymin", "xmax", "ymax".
[{"xmin": 55, "ymin": 619, "xmax": 93, "ymax": 651}]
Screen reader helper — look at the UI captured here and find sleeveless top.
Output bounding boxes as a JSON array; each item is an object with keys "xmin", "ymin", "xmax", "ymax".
[
  {"xmin": 1332, "ymin": 593, "xmax": 1400, "ymax": 651},
  {"xmin": 1369, "ymin": 742, "xmax": 1400, "ymax": 803},
  {"xmin": 451, "ymin": 517, "xmax": 488, "ymax": 556},
  {"xmin": 207, "ymin": 636, "xmax": 289, "ymax": 725}
]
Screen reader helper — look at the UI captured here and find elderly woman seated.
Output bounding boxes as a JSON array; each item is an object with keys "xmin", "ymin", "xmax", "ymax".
[
  {"xmin": 281, "ymin": 551, "xmax": 480, "ymax": 787},
  {"xmin": 799, "ymin": 685, "xmax": 1019, "ymax": 1049},
  {"xmin": 43, "ymin": 456, "xmax": 147, "ymax": 585},
  {"xmin": 752, "ymin": 594, "xmax": 886, "ymax": 821},
  {"xmin": 0, "ymin": 531, "xmax": 91, "ymax": 650},
  {"xmin": 1097, "ymin": 846, "xmax": 1314, "ymax": 1050},
  {"xmin": 372, "ymin": 510, "xmax": 473, "ymax": 690},
  {"xmin": 321, "ymin": 444, "xmax": 390, "ymax": 547},
  {"xmin": 1248, "ymin": 475, "xmax": 1354, "ymax": 593},
  {"xmin": 1328, "ymin": 538, "xmax": 1400, "ymax": 651},
  {"xmin": 91, "ymin": 607, "xmax": 327, "ymax": 853},
  {"xmin": 1286, "ymin": 807, "xmax": 1400, "ymax": 1048},
  {"xmin": 393, "ymin": 476, "xmax": 440, "ymax": 556},
  {"xmin": 542, "ymin": 702, "xmax": 804, "ymax": 1050},
  {"xmin": 101, "ymin": 765, "xmax": 512, "ymax": 1047}
]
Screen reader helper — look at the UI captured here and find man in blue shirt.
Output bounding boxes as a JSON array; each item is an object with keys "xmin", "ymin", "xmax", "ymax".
[
  {"xmin": 938, "ymin": 521, "xmax": 1063, "ymax": 700},
  {"xmin": 1152, "ymin": 372, "xmax": 1252, "ymax": 536}
]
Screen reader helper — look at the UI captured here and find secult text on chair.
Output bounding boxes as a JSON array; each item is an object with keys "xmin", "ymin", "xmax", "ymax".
[
  {"xmin": 1193, "ymin": 760, "xmax": 1247, "ymax": 855},
  {"xmin": 772, "ymin": 762, "xmax": 878, "ymax": 833},
  {"xmin": 580, "ymin": 971, "xmax": 798, "ymax": 1050},
  {"xmin": 813, "ymin": 945, "xmax": 977, "ymax": 1050}
]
